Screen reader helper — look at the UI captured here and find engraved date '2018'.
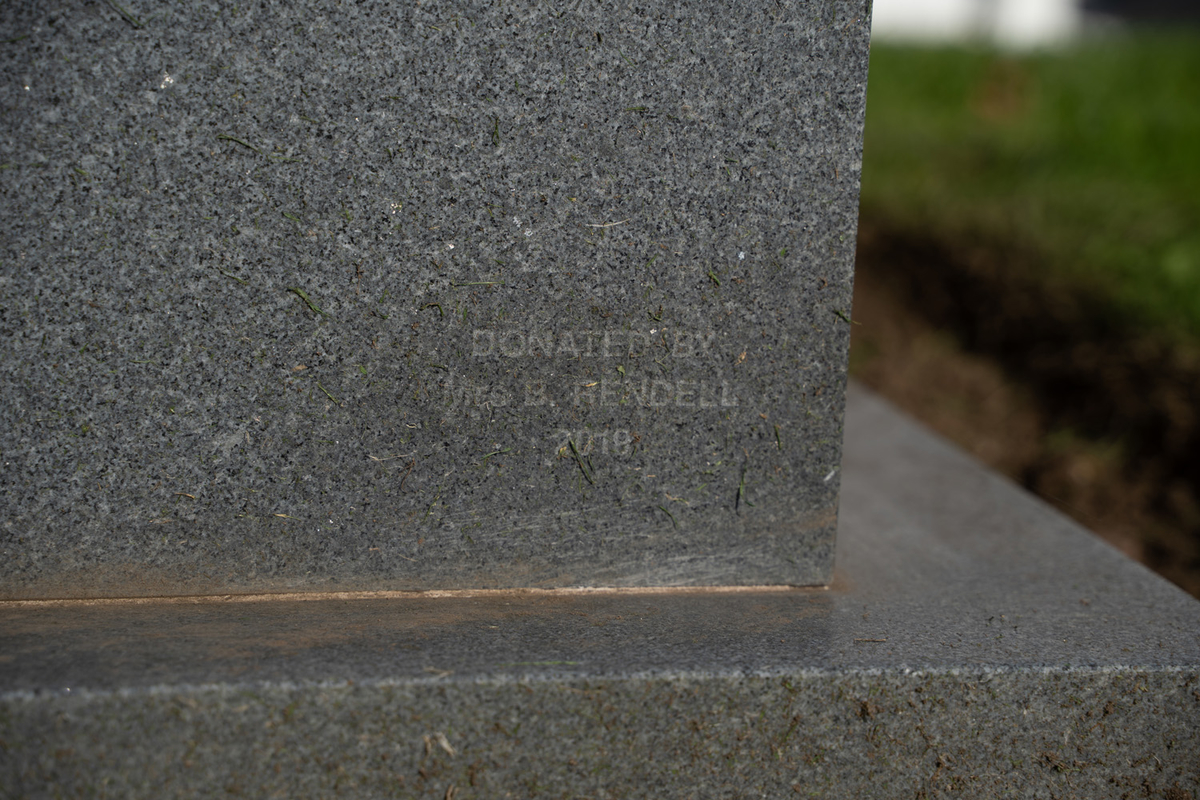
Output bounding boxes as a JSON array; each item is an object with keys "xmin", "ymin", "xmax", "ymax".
[{"xmin": 554, "ymin": 429, "xmax": 638, "ymax": 457}]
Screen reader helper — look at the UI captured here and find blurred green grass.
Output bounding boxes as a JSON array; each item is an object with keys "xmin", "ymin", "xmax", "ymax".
[{"xmin": 860, "ymin": 32, "xmax": 1200, "ymax": 338}]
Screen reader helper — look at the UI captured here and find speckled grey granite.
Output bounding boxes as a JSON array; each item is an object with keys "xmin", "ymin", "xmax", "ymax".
[
  {"xmin": 0, "ymin": 1, "xmax": 869, "ymax": 598},
  {"xmin": 2, "ymin": 385, "xmax": 1198, "ymax": 798}
]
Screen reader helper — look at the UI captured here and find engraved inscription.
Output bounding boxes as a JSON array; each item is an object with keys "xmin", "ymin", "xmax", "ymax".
[
  {"xmin": 574, "ymin": 378, "xmax": 738, "ymax": 408},
  {"xmin": 471, "ymin": 327, "xmax": 717, "ymax": 360},
  {"xmin": 440, "ymin": 375, "xmax": 740, "ymax": 412},
  {"xmin": 554, "ymin": 429, "xmax": 636, "ymax": 457}
]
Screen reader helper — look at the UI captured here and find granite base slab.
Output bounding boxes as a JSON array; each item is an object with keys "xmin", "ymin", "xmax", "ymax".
[{"xmin": 2, "ymin": 383, "xmax": 1198, "ymax": 798}]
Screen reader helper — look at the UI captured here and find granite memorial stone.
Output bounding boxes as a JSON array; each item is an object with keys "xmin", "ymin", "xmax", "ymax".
[
  {"xmin": 0, "ymin": 0, "xmax": 869, "ymax": 598},
  {"xmin": 5, "ymin": 7, "xmax": 1200, "ymax": 794}
]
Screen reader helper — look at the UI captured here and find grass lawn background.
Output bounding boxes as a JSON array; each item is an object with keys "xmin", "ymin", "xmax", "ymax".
[
  {"xmin": 860, "ymin": 31, "xmax": 1200, "ymax": 340},
  {"xmin": 853, "ymin": 30, "xmax": 1200, "ymax": 597}
]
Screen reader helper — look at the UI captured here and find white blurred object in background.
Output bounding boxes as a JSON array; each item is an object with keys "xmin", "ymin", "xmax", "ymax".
[{"xmin": 871, "ymin": 0, "xmax": 1082, "ymax": 48}]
